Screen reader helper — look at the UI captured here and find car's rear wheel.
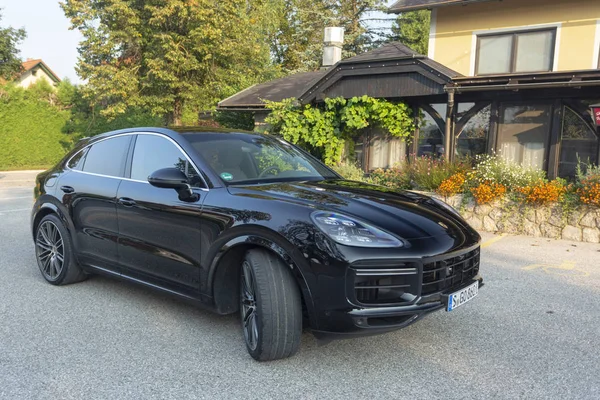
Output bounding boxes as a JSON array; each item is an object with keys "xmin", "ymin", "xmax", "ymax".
[
  {"xmin": 240, "ymin": 249, "xmax": 302, "ymax": 361},
  {"xmin": 35, "ymin": 214, "xmax": 87, "ymax": 285}
]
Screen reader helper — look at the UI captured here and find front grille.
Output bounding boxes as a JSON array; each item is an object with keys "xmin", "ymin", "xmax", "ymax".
[
  {"xmin": 421, "ymin": 248, "xmax": 480, "ymax": 296},
  {"xmin": 352, "ymin": 265, "xmax": 419, "ymax": 305},
  {"xmin": 349, "ymin": 248, "xmax": 480, "ymax": 305}
]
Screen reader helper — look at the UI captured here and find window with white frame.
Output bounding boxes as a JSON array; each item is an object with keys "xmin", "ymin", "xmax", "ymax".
[{"xmin": 476, "ymin": 29, "xmax": 556, "ymax": 75}]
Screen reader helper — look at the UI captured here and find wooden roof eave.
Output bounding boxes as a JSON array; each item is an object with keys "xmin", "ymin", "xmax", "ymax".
[
  {"xmin": 388, "ymin": 0, "xmax": 495, "ymax": 13},
  {"xmin": 300, "ymin": 58, "xmax": 457, "ymax": 104},
  {"xmin": 450, "ymin": 69, "xmax": 600, "ymax": 93}
]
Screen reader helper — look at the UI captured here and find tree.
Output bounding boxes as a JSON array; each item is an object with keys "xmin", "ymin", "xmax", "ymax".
[
  {"xmin": 0, "ymin": 9, "xmax": 26, "ymax": 80},
  {"xmin": 271, "ymin": 0, "xmax": 386, "ymax": 73},
  {"xmin": 336, "ymin": 0, "xmax": 388, "ymax": 58},
  {"xmin": 390, "ymin": 10, "xmax": 430, "ymax": 55},
  {"xmin": 61, "ymin": 0, "xmax": 280, "ymax": 125}
]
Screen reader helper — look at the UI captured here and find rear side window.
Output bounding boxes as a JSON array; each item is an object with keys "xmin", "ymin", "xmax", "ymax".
[
  {"xmin": 82, "ymin": 136, "xmax": 131, "ymax": 177},
  {"xmin": 130, "ymin": 134, "xmax": 204, "ymax": 187},
  {"xmin": 67, "ymin": 147, "xmax": 88, "ymax": 171}
]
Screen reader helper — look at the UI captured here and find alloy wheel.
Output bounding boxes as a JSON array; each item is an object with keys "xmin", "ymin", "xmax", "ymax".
[
  {"xmin": 241, "ymin": 260, "xmax": 259, "ymax": 351},
  {"xmin": 35, "ymin": 221, "xmax": 65, "ymax": 281}
]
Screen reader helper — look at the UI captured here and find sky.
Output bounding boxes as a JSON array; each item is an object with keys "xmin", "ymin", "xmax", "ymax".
[
  {"xmin": 0, "ymin": 0, "xmax": 396, "ymax": 85},
  {"xmin": 0, "ymin": 0, "xmax": 82, "ymax": 83}
]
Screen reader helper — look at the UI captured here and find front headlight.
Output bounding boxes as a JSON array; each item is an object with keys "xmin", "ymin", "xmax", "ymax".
[
  {"xmin": 430, "ymin": 197, "xmax": 462, "ymax": 218},
  {"xmin": 311, "ymin": 211, "xmax": 404, "ymax": 248}
]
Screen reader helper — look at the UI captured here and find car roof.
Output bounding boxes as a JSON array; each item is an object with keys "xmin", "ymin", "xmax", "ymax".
[{"xmin": 88, "ymin": 126, "xmax": 260, "ymax": 143}]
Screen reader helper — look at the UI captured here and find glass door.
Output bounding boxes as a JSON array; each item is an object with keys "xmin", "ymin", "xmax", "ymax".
[{"xmin": 497, "ymin": 104, "xmax": 552, "ymax": 170}]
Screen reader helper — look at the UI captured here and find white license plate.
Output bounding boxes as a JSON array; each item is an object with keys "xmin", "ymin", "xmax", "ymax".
[{"xmin": 447, "ymin": 281, "xmax": 479, "ymax": 312}]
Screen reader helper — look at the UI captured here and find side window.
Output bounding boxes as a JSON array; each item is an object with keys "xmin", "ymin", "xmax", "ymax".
[
  {"xmin": 82, "ymin": 136, "xmax": 131, "ymax": 177},
  {"xmin": 68, "ymin": 147, "xmax": 88, "ymax": 171},
  {"xmin": 130, "ymin": 135, "xmax": 204, "ymax": 187}
]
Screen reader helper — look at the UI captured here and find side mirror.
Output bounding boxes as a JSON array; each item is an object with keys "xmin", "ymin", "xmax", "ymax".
[{"xmin": 148, "ymin": 168, "xmax": 199, "ymax": 202}]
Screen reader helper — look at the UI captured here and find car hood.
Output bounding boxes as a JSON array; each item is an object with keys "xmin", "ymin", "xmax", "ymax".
[{"xmin": 227, "ymin": 180, "xmax": 474, "ymax": 240}]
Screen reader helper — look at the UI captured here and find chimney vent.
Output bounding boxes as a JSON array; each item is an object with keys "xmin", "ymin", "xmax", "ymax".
[{"xmin": 322, "ymin": 27, "xmax": 344, "ymax": 68}]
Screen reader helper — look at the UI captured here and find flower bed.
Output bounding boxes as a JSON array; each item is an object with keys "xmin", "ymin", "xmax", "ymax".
[{"xmin": 334, "ymin": 155, "xmax": 600, "ymax": 243}]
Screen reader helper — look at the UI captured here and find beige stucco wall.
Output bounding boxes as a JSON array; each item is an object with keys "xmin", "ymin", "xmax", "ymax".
[
  {"xmin": 430, "ymin": 0, "xmax": 600, "ymax": 75},
  {"xmin": 17, "ymin": 68, "xmax": 57, "ymax": 88}
]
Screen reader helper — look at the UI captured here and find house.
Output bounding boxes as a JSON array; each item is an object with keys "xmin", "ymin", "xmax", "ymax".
[
  {"xmin": 218, "ymin": 43, "xmax": 461, "ymax": 170},
  {"xmin": 218, "ymin": 0, "xmax": 600, "ymax": 178},
  {"xmin": 16, "ymin": 59, "xmax": 61, "ymax": 88}
]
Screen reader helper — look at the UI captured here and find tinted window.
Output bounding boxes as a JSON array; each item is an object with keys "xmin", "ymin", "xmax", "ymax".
[
  {"xmin": 457, "ymin": 104, "xmax": 490, "ymax": 158},
  {"xmin": 559, "ymin": 107, "xmax": 599, "ymax": 178},
  {"xmin": 82, "ymin": 136, "xmax": 131, "ymax": 177},
  {"xmin": 418, "ymin": 104, "xmax": 446, "ymax": 158},
  {"xmin": 68, "ymin": 147, "xmax": 88, "ymax": 171},
  {"xmin": 184, "ymin": 133, "xmax": 338, "ymax": 184},
  {"xmin": 131, "ymin": 135, "xmax": 204, "ymax": 187}
]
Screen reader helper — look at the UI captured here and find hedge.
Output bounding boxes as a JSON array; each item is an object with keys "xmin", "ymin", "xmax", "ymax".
[
  {"xmin": 0, "ymin": 81, "xmax": 162, "ymax": 171},
  {"xmin": 0, "ymin": 95, "xmax": 72, "ymax": 170}
]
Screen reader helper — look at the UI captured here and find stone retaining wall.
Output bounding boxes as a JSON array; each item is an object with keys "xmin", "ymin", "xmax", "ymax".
[{"xmin": 432, "ymin": 194, "xmax": 600, "ymax": 243}]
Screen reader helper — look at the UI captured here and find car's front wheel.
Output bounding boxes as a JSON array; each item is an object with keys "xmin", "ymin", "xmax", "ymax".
[
  {"xmin": 35, "ymin": 214, "xmax": 87, "ymax": 285},
  {"xmin": 240, "ymin": 249, "xmax": 302, "ymax": 361}
]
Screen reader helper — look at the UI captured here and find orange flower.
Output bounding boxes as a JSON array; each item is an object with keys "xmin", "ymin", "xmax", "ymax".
[
  {"xmin": 437, "ymin": 173, "xmax": 466, "ymax": 197},
  {"xmin": 577, "ymin": 177, "xmax": 600, "ymax": 207},
  {"xmin": 471, "ymin": 183, "xmax": 506, "ymax": 205},
  {"xmin": 517, "ymin": 180, "xmax": 566, "ymax": 205}
]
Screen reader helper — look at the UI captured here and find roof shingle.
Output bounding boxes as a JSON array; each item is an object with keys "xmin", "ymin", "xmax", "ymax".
[
  {"xmin": 340, "ymin": 42, "xmax": 462, "ymax": 79},
  {"xmin": 218, "ymin": 71, "xmax": 326, "ymax": 108}
]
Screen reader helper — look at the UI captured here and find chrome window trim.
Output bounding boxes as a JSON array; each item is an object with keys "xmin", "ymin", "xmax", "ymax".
[{"xmin": 65, "ymin": 131, "xmax": 209, "ymax": 191}]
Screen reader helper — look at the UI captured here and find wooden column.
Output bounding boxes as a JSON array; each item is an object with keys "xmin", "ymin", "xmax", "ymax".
[
  {"xmin": 445, "ymin": 90, "xmax": 456, "ymax": 161},
  {"xmin": 411, "ymin": 104, "xmax": 420, "ymax": 158},
  {"xmin": 547, "ymin": 100, "xmax": 562, "ymax": 179},
  {"xmin": 487, "ymin": 101, "xmax": 500, "ymax": 153}
]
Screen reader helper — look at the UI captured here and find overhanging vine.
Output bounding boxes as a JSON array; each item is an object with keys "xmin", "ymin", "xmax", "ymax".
[{"xmin": 263, "ymin": 96, "xmax": 414, "ymax": 165}]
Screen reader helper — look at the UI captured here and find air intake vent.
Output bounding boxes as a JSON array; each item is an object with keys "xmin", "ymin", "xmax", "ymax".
[
  {"xmin": 422, "ymin": 248, "xmax": 480, "ymax": 296},
  {"xmin": 352, "ymin": 266, "xmax": 419, "ymax": 305}
]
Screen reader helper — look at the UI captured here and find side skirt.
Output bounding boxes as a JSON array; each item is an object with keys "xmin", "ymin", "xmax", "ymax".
[{"xmin": 84, "ymin": 264, "xmax": 219, "ymax": 314}]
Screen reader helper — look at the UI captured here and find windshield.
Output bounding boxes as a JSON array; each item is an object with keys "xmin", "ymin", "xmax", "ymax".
[{"xmin": 183, "ymin": 133, "xmax": 339, "ymax": 184}]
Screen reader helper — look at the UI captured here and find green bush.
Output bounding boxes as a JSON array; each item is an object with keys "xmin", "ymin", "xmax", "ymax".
[
  {"xmin": 408, "ymin": 156, "xmax": 470, "ymax": 191},
  {"xmin": 367, "ymin": 157, "xmax": 469, "ymax": 191},
  {"xmin": 214, "ymin": 111, "xmax": 255, "ymax": 131},
  {"xmin": 369, "ymin": 166, "xmax": 411, "ymax": 190},
  {"xmin": 333, "ymin": 162, "xmax": 366, "ymax": 181},
  {"xmin": 63, "ymin": 107, "xmax": 162, "ymax": 140},
  {"xmin": 0, "ymin": 83, "xmax": 72, "ymax": 170}
]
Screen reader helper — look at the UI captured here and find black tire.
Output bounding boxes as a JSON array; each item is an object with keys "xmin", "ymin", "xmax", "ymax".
[
  {"xmin": 240, "ymin": 249, "xmax": 302, "ymax": 361},
  {"xmin": 34, "ymin": 214, "xmax": 87, "ymax": 285}
]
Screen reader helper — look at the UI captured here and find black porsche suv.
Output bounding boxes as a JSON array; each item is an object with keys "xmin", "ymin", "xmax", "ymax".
[{"xmin": 31, "ymin": 127, "xmax": 483, "ymax": 361}]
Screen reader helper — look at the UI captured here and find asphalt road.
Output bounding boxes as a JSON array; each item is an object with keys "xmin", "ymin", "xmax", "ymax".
[{"xmin": 1, "ymin": 172, "xmax": 599, "ymax": 399}]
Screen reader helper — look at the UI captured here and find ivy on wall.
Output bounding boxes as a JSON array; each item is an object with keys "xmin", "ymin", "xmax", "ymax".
[{"xmin": 264, "ymin": 96, "xmax": 414, "ymax": 165}]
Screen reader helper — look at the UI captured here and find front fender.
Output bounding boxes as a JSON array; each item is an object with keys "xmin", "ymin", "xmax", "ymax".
[{"xmin": 206, "ymin": 227, "xmax": 318, "ymax": 327}]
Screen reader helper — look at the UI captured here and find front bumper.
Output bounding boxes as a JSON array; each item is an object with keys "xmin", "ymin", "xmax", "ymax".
[
  {"xmin": 312, "ymin": 276, "xmax": 483, "ymax": 339},
  {"xmin": 308, "ymin": 243, "xmax": 483, "ymax": 339}
]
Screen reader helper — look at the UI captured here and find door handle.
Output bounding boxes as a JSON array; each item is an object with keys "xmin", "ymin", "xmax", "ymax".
[
  {"xmin": 118, "ymin": 197, "xmax": 136, "ymax": 207},
  {"xmin": 60, "ymin": 185, "xmax": 75, "ymax": 194}
]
